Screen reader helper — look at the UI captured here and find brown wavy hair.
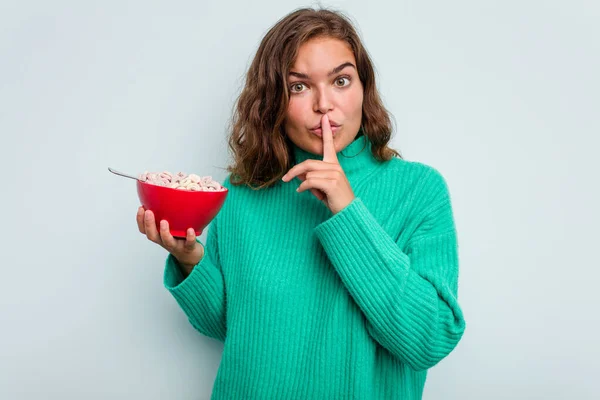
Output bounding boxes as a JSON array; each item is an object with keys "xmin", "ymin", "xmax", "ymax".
[{"xmin": 225, "ymin": 6, "xmax": 402, "ymax": 190}]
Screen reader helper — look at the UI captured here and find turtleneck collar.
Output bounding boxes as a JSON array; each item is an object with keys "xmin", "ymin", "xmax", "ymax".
[{"xmin": 291, "ymin": 128, "xmax": 382, "ymax": 185}]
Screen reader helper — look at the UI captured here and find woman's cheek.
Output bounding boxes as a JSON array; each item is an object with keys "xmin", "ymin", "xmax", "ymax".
[{"xmin": 287, "ymin": 99, "xmax": 306, "ymax": 124}]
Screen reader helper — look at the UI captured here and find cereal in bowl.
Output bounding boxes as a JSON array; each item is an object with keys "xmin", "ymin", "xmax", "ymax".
[{"xmin": 138, "ymin": 171, "xmax": 225, "ymax": 191}]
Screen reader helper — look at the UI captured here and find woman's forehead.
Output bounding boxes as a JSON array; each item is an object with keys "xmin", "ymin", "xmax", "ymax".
[
  {"xmin": 290, "ymin": 41, "xmax": 355, "ymax": 75},
  {"xmin": 289, "ymin": 61, "xmax": 357, "ymax": 80}
]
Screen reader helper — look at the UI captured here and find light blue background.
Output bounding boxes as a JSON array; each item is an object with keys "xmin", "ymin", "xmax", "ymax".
[{"xmin": 1, "ymin": 0, "xmax": 598, "ymax": 399}]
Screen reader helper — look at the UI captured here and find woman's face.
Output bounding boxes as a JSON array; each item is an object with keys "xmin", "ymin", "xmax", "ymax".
[{"xmin": 283, "ymin": 37, "xmax": 364, "ymax": 156}]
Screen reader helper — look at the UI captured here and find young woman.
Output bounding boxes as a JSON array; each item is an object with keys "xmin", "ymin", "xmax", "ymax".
[{"xmin": 137, "ymin": 7, "xmax": 466, "ymax": 399}]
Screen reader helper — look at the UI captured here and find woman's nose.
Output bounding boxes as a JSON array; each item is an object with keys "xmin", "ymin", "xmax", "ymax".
[{"xmin": 313, "ymin": 89, "xmax": 334, "ymax": 114}]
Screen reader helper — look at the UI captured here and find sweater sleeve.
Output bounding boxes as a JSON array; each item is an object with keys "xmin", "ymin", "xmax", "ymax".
[
  {"xmin": 313, "ymin": 169, "xmax": 465, "ymax": 371},
  {"xmin": 163, "ymin": 214, "xmax": 227, "ymax": 342}
]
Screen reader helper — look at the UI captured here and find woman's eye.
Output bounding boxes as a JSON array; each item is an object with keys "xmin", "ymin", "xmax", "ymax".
[
  {"xmin": 290, "ymin": 83, "xmax": 306, "ymax": 93},
  {"xmin": 290, "ymin": 77, "xmax": 351, "ymax": 93},
  {"xmin": 335, "ymin": 77, "xmax": 351, "ymax": 87}
]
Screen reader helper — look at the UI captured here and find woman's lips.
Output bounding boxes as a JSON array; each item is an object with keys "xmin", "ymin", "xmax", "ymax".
[{"xmin": 310, "ymin": 125, "xmax": 340, "ymax": 136}]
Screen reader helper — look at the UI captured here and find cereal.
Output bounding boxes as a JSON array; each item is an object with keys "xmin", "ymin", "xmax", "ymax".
[{"xmin": 138, "ymin": 170, "xmax": 225, "ymax": 192}]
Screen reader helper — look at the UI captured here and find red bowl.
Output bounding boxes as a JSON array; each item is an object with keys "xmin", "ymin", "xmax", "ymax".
[{"xmin": 137, "ymin": 180, "xmax": 228, "ymax": 238}]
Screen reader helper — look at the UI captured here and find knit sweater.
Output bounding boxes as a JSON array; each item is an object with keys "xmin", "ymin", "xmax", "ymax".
[{"xmin": 163, "ymin": 132, "xmax": 466, "ymax": 399}]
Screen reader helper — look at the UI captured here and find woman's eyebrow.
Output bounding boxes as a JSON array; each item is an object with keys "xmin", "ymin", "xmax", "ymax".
[{"xmin": 289, "ymin": 62, "xmax": 356, "ymax": 79}]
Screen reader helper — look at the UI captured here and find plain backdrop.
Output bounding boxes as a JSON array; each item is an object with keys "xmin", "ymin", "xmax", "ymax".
[{"xmin": 1, "ymin": 0, "xmax": 598, "ymax": 399}]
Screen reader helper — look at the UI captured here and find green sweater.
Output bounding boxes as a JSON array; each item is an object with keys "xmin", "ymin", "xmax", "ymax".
[{"xmin": 163, "ymin": 133, "xmax": 466, "ymax": 399}]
